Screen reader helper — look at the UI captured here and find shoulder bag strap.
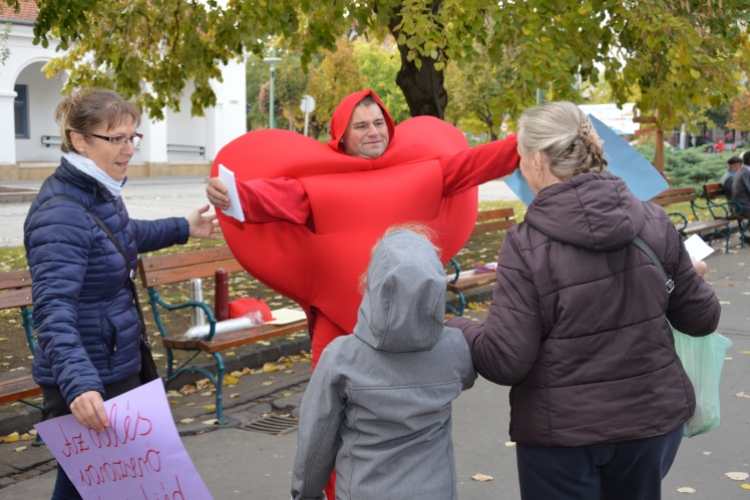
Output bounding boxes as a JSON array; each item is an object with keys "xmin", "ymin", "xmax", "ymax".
[{"xmin": 632, "ymin": 236, "xmax": 675, "ymax": 294}]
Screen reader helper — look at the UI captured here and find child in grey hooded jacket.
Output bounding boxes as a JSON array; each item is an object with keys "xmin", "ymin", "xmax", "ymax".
[{"xmin": 291, "ymin": 228, "xmax": 477, "ymax": 500}]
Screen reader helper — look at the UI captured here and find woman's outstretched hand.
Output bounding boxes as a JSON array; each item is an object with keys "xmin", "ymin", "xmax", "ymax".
[
  {"xmin": 188, "ymin": 204, "xmax": 222, "ymax": 240},
  {"xmin": 70, "ymin": 390, "xmax": 109, "ymax": 432}
]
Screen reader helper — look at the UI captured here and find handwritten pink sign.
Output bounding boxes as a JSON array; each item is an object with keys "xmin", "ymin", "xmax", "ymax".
[{"xmin": 35, "ymin": 379, "xmax": 213, "ymax": 500}]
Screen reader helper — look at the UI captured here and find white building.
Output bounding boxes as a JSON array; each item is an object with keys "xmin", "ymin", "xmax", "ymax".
[{"xmin": 0, "ymin": 1, "xmax": 246, "ymax": 181}]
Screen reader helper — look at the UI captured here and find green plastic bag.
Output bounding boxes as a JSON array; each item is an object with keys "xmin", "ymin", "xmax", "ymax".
[{"xmin": 672, "ymin": 329, "xmax": 732, "ymax": 438}]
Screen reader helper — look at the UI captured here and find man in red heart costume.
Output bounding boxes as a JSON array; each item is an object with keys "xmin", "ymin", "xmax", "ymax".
[
  {"xmin": 210, "ymin": 89, "xmax": 518, "ymax": 499},
  {"xmin": 211, "ymin": 89, "xmax": 519, "ymax": 364}
]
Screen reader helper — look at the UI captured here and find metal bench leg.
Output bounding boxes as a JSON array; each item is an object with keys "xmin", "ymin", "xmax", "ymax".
[{"xmin": 212, "ymin": 352, "xmax": 227, "ymax": 425}]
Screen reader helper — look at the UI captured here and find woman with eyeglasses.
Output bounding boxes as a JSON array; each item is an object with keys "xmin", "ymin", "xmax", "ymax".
[{"xmin": 24, "ymin": 88, "xmax": 220, "ymax": 500}]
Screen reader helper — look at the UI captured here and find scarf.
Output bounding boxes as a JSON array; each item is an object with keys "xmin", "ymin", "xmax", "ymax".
[{"xmin": 63, "ymin": 151, "xmax": 124, "ymax": 198}]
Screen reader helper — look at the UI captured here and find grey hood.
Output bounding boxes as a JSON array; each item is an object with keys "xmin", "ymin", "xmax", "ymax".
[
  {"xmin": 524, "ymin": 172, "xmax": 647, "ymax": 252},
  {"xmin": 353, "ymin": 230, "xmax": 446, "ymax": 353}
]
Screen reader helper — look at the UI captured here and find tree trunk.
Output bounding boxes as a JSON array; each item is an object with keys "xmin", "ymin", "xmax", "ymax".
[{"xmin": 388, "ymin": 2, "xmax": 447, "ymax": 119}]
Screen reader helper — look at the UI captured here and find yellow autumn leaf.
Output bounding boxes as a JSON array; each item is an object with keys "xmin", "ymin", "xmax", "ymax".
[
  {"xmin": 229, "ymin": 393, "xmax": 241, "ymax": 399},
  {"xmin": 262, "ymin": 381, "xmax": 273, "ymax": 386},
  {"xmin": 471, "ymin": 473, "xmax": 493, "ymax": 482},
  {"xmin": 283, "ymin": 392, "xmax": 293, "ymax": 397},
  {"xmin": 677, "ymin": 486, "xmax": 696, "ymax": 493},
  {"xmin": 263, "ymin": 362, "xmax": 280, "ymax": 372},
  {"xmin": 20, "ymin": 433, "xmax": 33, "ymax": 441},
  {"xmin": 15, "ymin": 446, "xmax": 27, "ymax": 452},
  {"xmin": 3, "ymin": 432, "xmax": 19, "ymax": 443},
  {"xmin": 230, "ymin": 371, "xmax": 244, "ymax": 378},
  {"xmin": 242, "ymin": 367, "xmax": 253, "ymax": 374},
  {"xmin": 284, "ymin": 370, "xmax": 294, "ymax": 374},
  {"xmin": 0, "ymin": 338, "xmax": 8, "ymax": 342},
  {"xmin": 201, "ymin": 419, "xmax": 220, "ymax": 426},
  {"xmin": 741, "ymin": 351, "xmax": 750, "ymax": 354},
  {"xmin": 741, "ymin": 484, "xmax": 750, "ymax": 490},
  {"xmin": 179, "ymin": 418, "xmax": 195, "ymax": 424},
  {"xmin": 195, "ymin": 379, "xmax": 212, "ymax": 389},
  {"xmin": 689, "ymin": 69, "xmax": 701, "ymax": 79},
  {"xmin": 225, "ymin": 351, "xmax": 236, "ymax": 356},
  {"xmin": 504, "ymin": 441, "xmax": 516, "ymax": 447},
  {"xmin": 169, "ymin": 400, "xmax": 180, "ymax": 405},
  {"xmin": 186, "ymin": 403, "xmax": 196, "ymax": 407},
  {"xmin": 223, "ymin": 375, "xmax": 240, "ymax": 385},
  {"xmin": 200, "ymin": 391, "xmax": 214, "ymax": 397},
  {"xmin": 203, "ymin": 404, "xmax": 216, "ymax": 410},
  {"xmin": 166, "ymin": 390, "xmax": 183, "ymax": 398}
]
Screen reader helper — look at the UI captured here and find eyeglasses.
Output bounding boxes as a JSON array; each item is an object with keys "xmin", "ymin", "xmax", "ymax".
[{"xmin": 86, "ymin": 132, "xmax": 143, "ymax": 148}]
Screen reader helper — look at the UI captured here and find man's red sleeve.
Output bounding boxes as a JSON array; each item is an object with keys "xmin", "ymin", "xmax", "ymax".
[
  {"xmin": 440, "ymin": 134, "xmax": 520, "ymax": 197},
  {"xmin": 236, "ymin": 177, "xmax": 311, "ymax": 225}
]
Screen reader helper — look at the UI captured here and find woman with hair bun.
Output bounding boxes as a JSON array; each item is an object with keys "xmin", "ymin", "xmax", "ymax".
[
  {"xmin": 446, "ymin": 101, "xmax": 720, "ymax": 499},
  {"xmin": 24, "ymin": 88, "xmax": 220, "ymax": 500}
]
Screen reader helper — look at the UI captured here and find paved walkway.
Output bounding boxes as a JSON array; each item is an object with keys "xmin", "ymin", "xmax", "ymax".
[
  {"xmin": 2, "ymin": 246, "xmax": 750, "ymax": 498},
  {"xmin": 0, "ymin": 176, "xmax": 519, "ymax": 247}
]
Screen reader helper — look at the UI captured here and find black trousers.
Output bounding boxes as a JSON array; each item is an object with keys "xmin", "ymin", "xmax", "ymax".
[{"xmin": 516, "ymin": 425, "xmax": 683, "ymax": 500}]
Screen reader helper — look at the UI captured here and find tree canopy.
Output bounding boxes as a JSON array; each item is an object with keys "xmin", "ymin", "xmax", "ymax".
[{"xmin": 6, "ymin": 0, "xmax": 750, "ymax": 129}]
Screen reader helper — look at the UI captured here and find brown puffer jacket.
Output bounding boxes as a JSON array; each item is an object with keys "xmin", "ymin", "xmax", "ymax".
[{"xmin": 447, "ymin": 173, "xmax": 720, "ymax": 447}]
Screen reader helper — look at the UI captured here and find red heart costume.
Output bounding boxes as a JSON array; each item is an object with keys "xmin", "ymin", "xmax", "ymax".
[{"xmin": 213, "ymin": 90, "xmax": 519, "ymax": 368}]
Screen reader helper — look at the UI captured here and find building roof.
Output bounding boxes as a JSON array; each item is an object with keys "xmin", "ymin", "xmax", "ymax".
[{"xmin": 0, "ymin": 1, "xmax": 39, "ymax": 22}]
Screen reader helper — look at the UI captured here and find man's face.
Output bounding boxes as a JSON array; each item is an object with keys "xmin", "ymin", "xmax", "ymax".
[
  {"xmin": 341, "ymin": 104, "xmax": 389, "ymax": 158},
  {"xmin": 731, "ymin": 162, "xmax": 742, "ymax": 171}
]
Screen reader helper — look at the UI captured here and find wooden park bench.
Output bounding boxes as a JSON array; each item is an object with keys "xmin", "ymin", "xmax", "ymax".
[
  {"xmin": 0, "ymin": 270, "xmax": 42, "ymax": 409},
  {"xmin": 702, "ymin": 182, "xmax": 748, "ymax": 248},
  {"xmin": 649, "ymin": 187, "xmax": 732, "ymax": 253},
  {"xmin": 138, "ymin": 246, "xmax": 308, "ymax": 424},
  {"xmin": 446, "ymin": 208, "xmax": 516, "ymax": 316}
]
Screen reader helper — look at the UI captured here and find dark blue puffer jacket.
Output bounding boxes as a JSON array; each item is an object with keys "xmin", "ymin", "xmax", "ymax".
[{"xmin": 24, "ymin": 159, "xmax": 189, "ymax": 405}]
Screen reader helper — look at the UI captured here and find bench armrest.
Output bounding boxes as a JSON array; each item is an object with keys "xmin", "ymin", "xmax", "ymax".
[
  {"xmin": 692, "ymin": 199, "xmax": 730, "ymax": 219},
  {"xmin": 146, "ymin": 288, "xmax": 218, "ymax": 341},
  {"xmin": 447, "ymin": 258, "xmax": 461, "ymax": 284},
  {"xmin": 667, "ymin": 211, "xmax": 688, "ymax": 232}
]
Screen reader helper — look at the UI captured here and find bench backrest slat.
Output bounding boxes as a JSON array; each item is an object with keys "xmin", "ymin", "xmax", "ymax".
[
  {"xmin": 649, "ymin": 187, "xmax": 696, "ymax": 206},
  {"xmin": 472, "ymin": 208, "xmax": 515, "ymax": 235},
  {"xmin": 703, "ymin": 182, "xmax": 725, "ymax": 200},
  {"xmin": 140, "ymin": 258, "xmax": 245, "ymax": 287},
  {"xmin": 0, "ymin": 288, "xmax": 33, "ymax": 309},
  {"xmin": 0, "ymin": 270, "xmax": 31, "ymax": 292},
  {"xmin": 140, "ymin": 246, "xmax": 234, "ymax": 272}
]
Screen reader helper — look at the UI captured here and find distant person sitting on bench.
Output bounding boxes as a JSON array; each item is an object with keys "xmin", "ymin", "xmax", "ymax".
[
  {"xmin": 731, "ymin": 151, "xmax": 750, "ymax": 217},
  {"xmin": 721, "ymin": 156, "xmax": 742, "ymax": 198}
]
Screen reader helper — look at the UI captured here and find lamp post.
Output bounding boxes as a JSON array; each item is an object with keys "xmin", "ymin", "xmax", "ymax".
[{"xmin": 263, "ymin": 49, "xmax": 282, "ymax": 129}]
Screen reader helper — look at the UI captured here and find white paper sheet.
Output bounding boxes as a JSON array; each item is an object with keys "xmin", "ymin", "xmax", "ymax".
[
  {"xmin": 218, "ymin": 163, "xmax": 245, "ymax": 222},
  {"xmin": 267, "ymin": 308, "xmax": 308, "ymax": 325},
  {"xmin": 684, "ymin": 234, "xmax": 715, "ymax": 261}
]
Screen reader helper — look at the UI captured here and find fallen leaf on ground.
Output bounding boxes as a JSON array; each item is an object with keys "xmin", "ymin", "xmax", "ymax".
[
  {"xmin": 203, "ymin": 405, "xmax": 216, "ymax": 410},
  {"xmin": 726, "ymin": 472, "xmax": 750, "ymax": 481},
  {"xmin": 200, "ymin": 391, "xmax": 214, "ymax": 397},
  {"xmin": 15, "ymin": 446, "xmax": 26, "ymax": 452},
  {"xmin": 186, "ymin": 403, "xmax": 196, "ymax": 407},
  {"xmin": 169, "ymin": 400, "xmax": 180, "ymax": 405},
  {"xmin": 223, "ymin": 375, "xmax": 240, "ymax": 385},
  {"xmin": 283, "ymin": 392, "xmax": 293, "ymax": 397},
  {"xmin": 202, "ymin": 419, "xmax": 220, "ymax": 426},
  {"xmin": 2, "ymin": 432, "xmax": 19, "ymax": 443},
  {"xmin": 677, "ymin": 487, "xmax": 696, "ymax": 493},
  {"xmin": 504, "ymin": 441, "xmax": 516, "ymax": 447},
  {"xmin": 179, "ymin": 385, "xmax": 197, "ymax": 395},
  {"xmin": 225, "ymin": 351, "xmax": 236, "ymax": 356},
  {"xmin": 741, "ymin": 484, "xmax": 750, "ymax": 490},
  {"xmin": 20, "ymin": 433, "xmax": 32, "ymax": 441},
  {"xmin": 166, "ymin": 390, "xmax": 183, "ymax": 398},
  {"xmin": 230, "ymin": 371, "xmax": 244, "ymax": 378},
  {"xmin": 262, "ymin": 381, "xmax": 273, "ymax": 386},
  {"xmin": 742, "ymin": 351, "xmax": 750, "ymax": 355},
  {"xmin": 0, "ymin": 338, "xmax": 7, "ymax": 342},
  {"xmin": 151, "ymin": 353, "xmax": 164, "ymax": 359},
  {"xmin": 257, "ymin": 341, "xmax": 271, "ymax": 346},
  {"xmin": 229, "ymin": 393, "xmax": 240, "ymax": 399},
  {"xmin": 263, "ymin": 363, "xmax": 279, "ymax": 372},
  {"xmin": 736, "ymin": 392, "xmax": 750, "ymax": 398},
  {"xmin": 703, "ymin": 451, "xmax": 712, "ymax": 456},
  {"xmin": 726, "ymin": 357, "xmax": 733, "ymax": 361},
  {"xmin": 179, "ymin": 418, "xmax": 194, "ymax": 424},
  {"xmin": 196, "ymin": 379, "xmax": 212, "ymax": 390},
  {"xmin": 471, "ymin": 473, "xmax": 493, "ymax": 482},
  {"xmin": 719, "ymin": 301, "xmax": 731, "ymax": 305}
]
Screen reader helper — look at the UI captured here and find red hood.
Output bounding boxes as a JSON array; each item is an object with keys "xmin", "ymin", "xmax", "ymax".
[{"xmin": 327, "ymin": 89, "xmax": 396, "ymax": 153}]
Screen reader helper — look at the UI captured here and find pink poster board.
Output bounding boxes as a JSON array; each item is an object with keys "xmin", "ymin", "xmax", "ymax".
[{"xmin": 34, "ymin": 379, "xmax": 213, "ymax": 500}]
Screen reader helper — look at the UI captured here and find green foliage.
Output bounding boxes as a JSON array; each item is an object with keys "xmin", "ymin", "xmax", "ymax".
[
  {"xmin": 352, "ymin": 41, "xmax": 410, "ymax": 124},
  {"xmin": 635, "ymin": 141, "xmax": 731, "ymax": 193},
  {"xmin": 246, "ymin": 56, "xmax": 270, "ymax": 131},
  {"xmin": 0, "ymin": 23, "xmax": 10, "ymax": 70},
  {"xmin": 17, "ymin": 0, "xmax": 750, "ymax": 128}
]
